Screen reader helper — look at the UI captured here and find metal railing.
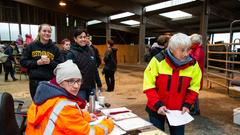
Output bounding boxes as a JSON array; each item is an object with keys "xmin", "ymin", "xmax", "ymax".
[{"xmin": 206, "ymin": 42, "xmax": 240, "ymax": 96}]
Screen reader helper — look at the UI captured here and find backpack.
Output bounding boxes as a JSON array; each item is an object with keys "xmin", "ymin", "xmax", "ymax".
[{"xmin": 0, "ymin": 52, "xmax": 8, "ymax": 63}]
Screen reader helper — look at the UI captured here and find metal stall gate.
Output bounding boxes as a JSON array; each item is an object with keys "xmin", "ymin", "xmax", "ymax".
[{"xmin": 207, "ymin": 42, "xmax": 240, "ymax": 97}]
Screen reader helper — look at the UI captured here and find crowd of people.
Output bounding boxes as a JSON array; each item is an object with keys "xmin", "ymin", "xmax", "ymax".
[{"xmin": 0, "ymin": 22, "xmax": 205, "ymax": 135}]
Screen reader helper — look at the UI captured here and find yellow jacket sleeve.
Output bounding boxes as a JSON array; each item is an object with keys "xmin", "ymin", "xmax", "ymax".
[{"xmin": 143, "ymin": 57, "xmax": 159, "ymax": 91}]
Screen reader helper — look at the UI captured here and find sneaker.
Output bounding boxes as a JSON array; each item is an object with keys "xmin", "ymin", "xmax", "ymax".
[{"xmin": 13, "ymin": 78, "xmax": 18, "ymax": 81}]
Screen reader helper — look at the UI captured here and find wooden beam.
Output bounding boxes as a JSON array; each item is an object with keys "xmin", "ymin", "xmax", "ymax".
[
  {"xmin": 88, "ymin": 0, "xmax": 143, "ymax": 15},
  {"xmin": 209, "ymin": 5, "xmax": 235, "ymax": 21},
  {"xmin": 106, "ymin": 17, "xmax": 111, "ymax": 42},
  {"xmin": 109, "ymin": 23, "xmax": 138, "ymax": 34},
  {"xmin": 13, "ymin": 0, "xmax": 108, "ymax": 22},
  {"xmin": 214, "ymin": 8, "xmax": 234, "ymax": 20},
  {"xmin": 138, "ymin": 8, "xmax": 146, "ymax": 64},
  {"xmin": 209, "ymin": 27, "xmax": 240, "ymax": 33},
  {"xmin": 146, "ymin": 1, "xmax": 202, "ymax": 17}
]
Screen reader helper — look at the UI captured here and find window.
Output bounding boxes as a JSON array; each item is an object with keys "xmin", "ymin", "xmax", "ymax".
[
  {"xmin": 30, "ymin": 25, "xmax": 39, "ymax": 40},
  {"xmin": 9, "ymin": 23, "xmax": 19, "ymax": 41},
  {"xmin": 21, "ymin": 24, "xmax": 30, "ymax": 41},
  {"xmin": 51, "ymin": 26, "xmax": 56, "ymax": 42},
  {"xmin": 0, "ymin": 23, "xmax": 10, "ymax": 41},
  {"xmin": 0, "ymin": 22, "xmax": 57, "ymax": 42}
]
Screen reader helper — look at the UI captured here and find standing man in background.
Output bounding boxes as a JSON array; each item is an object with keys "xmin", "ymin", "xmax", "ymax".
[
  {"xmin": 3, "ymin": 42, "xmax": 19, "ymax": 82},
  {"xmin": 87, "ymin": 34, "xmax": 102, "ymax": 94},
  {"xmin": 66, "ymin": 29, "xmax": 97, "ymax": 101},
  {"xmin": 103, "ymin": 39, "xmax": 117, "ymax": 92}
]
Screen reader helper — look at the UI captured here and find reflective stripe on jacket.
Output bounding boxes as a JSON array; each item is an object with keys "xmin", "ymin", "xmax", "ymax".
[{"xmin": 26, "ymin": 97, "xmax": 114, "ymax": 135}]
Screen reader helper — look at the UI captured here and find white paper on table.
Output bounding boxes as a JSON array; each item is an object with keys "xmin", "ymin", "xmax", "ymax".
[
  {"xmin": 101, "ymin": 107, "xmax": 131, "ymax": 116},
  {"xmin": 109, "ymin": 125, "xmax": 126, "ymax": 135},
  {"xmin": 165, "ymin": 110, "xmax": 194, "ymax": 126},
  {"xmin": 114, "ymin": 117, "xmax": 152, "ymax": 131},
  {"xmin": 111, "ymin": 112, "xmax": 137, "ymax": 121}
]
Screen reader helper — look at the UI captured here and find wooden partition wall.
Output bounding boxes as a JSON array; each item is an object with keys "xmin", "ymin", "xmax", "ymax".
[
  {"xmin": 95, "ymin": 44, "xmax": 139, "ymax": 64},
  {"xmin": 57, "ymin": 44, "xmax": 139, "ymax": 64}
]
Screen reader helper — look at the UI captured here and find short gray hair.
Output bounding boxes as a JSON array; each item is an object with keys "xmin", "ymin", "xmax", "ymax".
[
  {"xmin": 190, "ymin": 33, "xmax": 202, "ymax": 45},
  {"xmin": 167, "ymin": 33, "xmax": 191, "ymax": 51}
]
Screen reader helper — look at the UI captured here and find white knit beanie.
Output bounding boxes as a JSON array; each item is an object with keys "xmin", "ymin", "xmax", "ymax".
[{"xmin": 54, "ymin": 60, "xmax": 82, "ymax": 84}]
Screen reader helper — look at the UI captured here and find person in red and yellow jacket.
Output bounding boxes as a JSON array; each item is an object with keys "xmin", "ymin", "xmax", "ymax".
[
  {"xmin": 143, "ymin": 33, "xmax": 202, "ymax": 135},
  {"xmin": 26, "ymin": 60, "xmax": 114, "ymax": 135},
  {"xmin": 190, "ymin": 33, "xmax": 205, "ymax": 115}
]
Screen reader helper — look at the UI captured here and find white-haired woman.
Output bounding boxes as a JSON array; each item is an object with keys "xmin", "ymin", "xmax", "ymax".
[
  {"xmin": 143, "ymin": 33, "xmax": 202, "ymax": 135},
  {"xmin": 190, "ymin": 33, "xmax": 205, "ymax": 115},
  {"xmin": 26, "ymin": 60, "xmax": 114, "ymax": 135}
]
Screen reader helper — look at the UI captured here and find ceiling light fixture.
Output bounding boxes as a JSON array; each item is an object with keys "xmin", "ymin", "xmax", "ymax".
[
  {"xmin": 120, "ymin": 20, "xmax": 140, "ymax": 26},
  {"xmin": 87, "ymin": 20, "xmax": 102, "ymax": 26},
  {"xmin": 110, "ymin": 12, "xmax": 135, "ymax": 20},
  {"xmin": 59, "ymin": 1, "xmax": 67, "ymax": 6},
  {"xmin": 159, "ymin": 10, "xmax": 192, "ymax": 20}
]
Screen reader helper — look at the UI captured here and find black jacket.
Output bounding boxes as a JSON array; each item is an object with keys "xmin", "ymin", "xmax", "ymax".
[
  {"xmin": 66, "ymin": 43, "xmax": 97, "ymax": 90},
  {"xmin": 103, "ymin": 47, "xmax": 117, "ymax": 72},
  {"xmin": 20, "ymin": 40, "xmax": 61, "ymax": 80},
  {"xmin": 89, "ymin": 45, "xmax": 101, "ymax": 68},
  {"xmin": 59, "ymin": 50, "xmax": 69, "ymax": 62},
  {"xmin": 4, "ymin": 46, "xmax": 15, "ymax": 63}
]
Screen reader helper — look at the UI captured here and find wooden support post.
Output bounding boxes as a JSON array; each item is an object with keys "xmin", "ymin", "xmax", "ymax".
[
  {"xmin": 106, "ymin": 17, "xmax": 111, "ymax": 43},
  {"xmin": 138, "ymin": 8, "xmax": 146, "ymax": 64},
  {"xmin": 17, "ymin": 3, "xmax": 22, "ymax": 35}
]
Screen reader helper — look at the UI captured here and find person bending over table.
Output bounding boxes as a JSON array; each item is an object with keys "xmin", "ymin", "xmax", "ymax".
[{"xmin": 143, "ymin": 33, "xmax": 202, "ymax": 135}]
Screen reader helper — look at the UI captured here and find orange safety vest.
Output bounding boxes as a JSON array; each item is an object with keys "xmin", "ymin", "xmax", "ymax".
[{"xmin": 26, "ymin": 97, "xmax": 114, "ymax": 135}]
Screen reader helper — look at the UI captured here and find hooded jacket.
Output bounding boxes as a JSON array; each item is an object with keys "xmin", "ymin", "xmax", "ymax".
[
  {"xmin": 26, "ymin": 81, "xmax": 114, "ymax": 135},
  {"xmin": 190, "ymin": 43, "xmax": 205, "ymax": 89},
  {"xmin": 103, "ymin": 47, "xmax": 117, "ymax": 72},
  {"xmin": 20, "ymin": 40, "xmax": 61, "ymax": 80},
  {"xmin": 143, "ymin": 50, "xmax": 202, "ymax": 114}
]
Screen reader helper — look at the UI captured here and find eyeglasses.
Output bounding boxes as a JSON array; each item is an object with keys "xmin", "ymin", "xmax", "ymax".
[{"xmin": 65, "ymin": 79, "xmax": 81, "ymax": 86}]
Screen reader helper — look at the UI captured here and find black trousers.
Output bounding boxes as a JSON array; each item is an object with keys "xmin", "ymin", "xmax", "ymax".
[
  {"xmin": 29, "ymin": 80, "xmax": 42, "ymax": 99},
  {"xmin": 3, "ymin": 62, "xmax": 15, "ymax": 81},
  {"xmin": 0, "ymin": 63, "xmax": 2, "ymax": 74},
  {"xmin": 104, "ymin": 70, "xmax": 115, "ymax": 91}
]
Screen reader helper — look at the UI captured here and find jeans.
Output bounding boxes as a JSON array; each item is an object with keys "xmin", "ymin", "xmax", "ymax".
[
  {"xmin": 193, "ymin": 96, "xmax": 200, "ymax": 113},
  {"xmin": 149, "ymin": 114, "xmax": 185, "ymax": 135},
  {"xmin": 0, "ymin": 63, "xmax": 2, "ymax": 74},
  {"xmin": 104, "ymin": 70, "xmax": 115, "ymax": 91},
  {"xmin": 3, "ymin": 62, "xmax": 15, "ymax": 81}
]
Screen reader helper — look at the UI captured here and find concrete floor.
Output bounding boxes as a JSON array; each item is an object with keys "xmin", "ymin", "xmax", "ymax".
[{"xmin": 0, "ymin": 64, "xmax": 240, "ymax": 135}]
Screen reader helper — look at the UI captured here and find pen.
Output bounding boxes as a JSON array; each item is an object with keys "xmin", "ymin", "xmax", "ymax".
[{"xmin": 109, "ymin": 110, "xmax": 130, "ymax": 115}]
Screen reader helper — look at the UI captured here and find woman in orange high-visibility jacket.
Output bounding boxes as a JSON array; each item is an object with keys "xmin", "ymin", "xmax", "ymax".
[
  {"xmin": 26, "ymin": 60, "xmax": 114, "ymax": 135},
  {"xmin": 143, "ymin": 33, "xmax": 202, "ymax": 135}
]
